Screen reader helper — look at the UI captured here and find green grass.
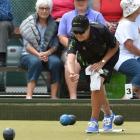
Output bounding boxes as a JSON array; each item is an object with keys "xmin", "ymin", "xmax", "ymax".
[{"xmin": 0, "ymin": 121, "xmax": 140, "ymax": 140}]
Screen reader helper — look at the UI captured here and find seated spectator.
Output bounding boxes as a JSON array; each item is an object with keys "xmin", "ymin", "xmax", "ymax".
[
  {"xmin": 58, "ymin": 0, "xmax": 106, "ymax": 99},
  {"xmin": 51, "ymin": 0, "xmax": 74, "ymax": 22},
  {"xmin": 93, "ymin": 0, "xmax": 122, "ymax": 33},
  {"xmin": 0, "ymin": 0, "xmax": 14, "ymax": 66},
  {"xmin": 114, "ymin": 0, "xmax": 140, "ymax": 99},
  {"xmin": 19, "ymin": 0, "xmax": 62, "ymax": 99}
]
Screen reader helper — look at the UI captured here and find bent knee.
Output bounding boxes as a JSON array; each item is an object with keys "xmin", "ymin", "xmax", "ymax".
[{"xmin": 29, "ymin": 59, "xmax": 42, "ymax": 68}]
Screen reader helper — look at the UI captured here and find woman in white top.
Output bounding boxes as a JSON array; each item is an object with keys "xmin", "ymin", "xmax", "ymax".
[{"xmin": 115, "ymin": 0, "xmax": 140, "ymax": 98}]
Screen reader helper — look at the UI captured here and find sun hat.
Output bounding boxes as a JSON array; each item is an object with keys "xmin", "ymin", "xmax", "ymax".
[{"xmin": 120, "ymin": 0, "xmax": 140, "ymax": 17}]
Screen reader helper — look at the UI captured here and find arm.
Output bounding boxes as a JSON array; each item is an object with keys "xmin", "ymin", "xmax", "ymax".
[
  {"xmin": 90, "ymin": 26, "xmax": 119, "ymax": 72},
  {"xmin": 46, "ymin": 47, "xmax": 57, "ymax": 55},
  {"xmin": 58, "ymin": 14, "xmax": 69, "ymax": 48},
  {"xmin": 116, "ymin": 22, "xmax": 140, "ymax": 55},
  {"xmin": 67, "ymin": 53, "xmax": 79, "ymax": 82},
  {"xmin": 96, "ymin": 13, "xmax": 107, "ymax": 26},
  {"xmin": 99, "ymin": 26, "xmax": 119, "ymax": 64},
  {"xmin": 26, "ymin": 44, "xmax": 52, "ymax": 62},
  {"xmin": 67, "ymin": 53, "xmax": 76, "ymax": 74},
  {"xmin": 90, "ymin": 42, "xmax": 119, "ymax": 71},
  {"xmin": 58, "ymin": 35, "xmax": 69, "ymax": 48},
  {"xmin": 26, "ymin": 43, "xmax": 40, "ymax": 57},
  {"xmin": 39, "ymin": 47, "xmax": 57, "ymax": 61},
  {"xmin": 45, "ymin": 35, "xmax": 58, "ymax": 55},
  {"xmin": 39, "ymin": 36, "xmax": 58, "ymax": 61},
  {"xmin": 124, "ymin": 39, "xmax": 140, "ymax": 56},
  {"xmin": 101, "ymin": 41, "xmax": 119, "ymax": 64}
]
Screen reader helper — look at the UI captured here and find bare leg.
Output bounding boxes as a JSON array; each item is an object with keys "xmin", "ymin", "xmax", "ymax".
[
  {"xmin": 51, "ymin": 82, "xmax": 59, "ymax": 99},
  {"xmin": 91, "ymin": 79, "xmax": 111, "ymax": 120},
  {"xmin": 26, "ymin": 80, "xmax": 36, "ymax": 99},
  {"xmin": 65, "ymin": 61, "xmax": 81, "ymax": 99},
  {"xmin": 101, "ymin": 86, "xmax": 112, "ymax": 115},
  {"xmin": 86, "ymin": 79, "xmax": 113, "ymax": 133}
]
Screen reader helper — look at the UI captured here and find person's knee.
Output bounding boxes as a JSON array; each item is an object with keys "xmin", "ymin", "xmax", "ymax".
[
  {"xmin": 29, "ymin": 58, "xmax": 42, "ymax": 69},
  {"xmin": 131, "ymin": 74, "xmax": 140, "ymax": 90},
  {"xmin": 132, "ymin": 74, "xmax": 140, "ymax": 82},
  {"xmin": 49, "ymin": 56, "xmax": 62, "ymax": 69}
]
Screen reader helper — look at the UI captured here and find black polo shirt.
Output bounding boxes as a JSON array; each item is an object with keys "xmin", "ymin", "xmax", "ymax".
[{"xmin": 68, "ymin": 23, "xmax": 117, "ymax": 67}]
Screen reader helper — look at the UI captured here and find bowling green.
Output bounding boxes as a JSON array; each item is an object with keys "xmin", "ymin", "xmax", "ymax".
[{"xmin": 0, "ymin": 121, "xmax": 140, "ymax": 140}]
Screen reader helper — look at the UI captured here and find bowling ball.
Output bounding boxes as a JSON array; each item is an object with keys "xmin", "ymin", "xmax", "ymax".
[
  {"xmin": 3, "ymin": 128, "xmax": 15, "ymax": 140},
  {"xmin": 59, "ymin": 114, "xmax": 71, "ymax": 126},
  {"xmin": 68, "ymin": 114, "xmax": 76, "ymax": 125},
  {"xmin": 114, "ymin": 115, "xmax": 124, "ymax": 125}
]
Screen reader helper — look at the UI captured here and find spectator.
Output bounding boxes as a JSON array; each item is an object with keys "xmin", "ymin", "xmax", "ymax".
[
  {"xmin": 20, "ymin": 0, "xmax": 62, "ymax": 99},
  {"xmin": 58, "ymin": 0, "xmax": 106, "ymax": 99},
  {"xmin": 114, "ymin": 0, "xmax": 140, "ymax": 99},
  {"xmin": 0, "ymin": 0, "xmax": 13, "ymax": 66},
  {"xmin": 67, "ymin": 15, "xmax": 119, "ymax": 132},
  {"xmin": 93, "ymin": 0, "xmax": 122, "ymax": 33},
  {"xmin": 51, "ymin": 0, "xmax": 74, "ymax": 22}
]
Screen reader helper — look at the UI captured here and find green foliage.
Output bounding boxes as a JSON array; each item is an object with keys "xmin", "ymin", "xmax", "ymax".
[{"xmin": 106, "ymin": 72, "xmax": 126, "ymax": 99}]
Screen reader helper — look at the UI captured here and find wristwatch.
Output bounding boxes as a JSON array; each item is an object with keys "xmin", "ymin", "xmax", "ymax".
[{"xmin": 101, "ymin": 59, "xmax": 106, "ymax": 63}]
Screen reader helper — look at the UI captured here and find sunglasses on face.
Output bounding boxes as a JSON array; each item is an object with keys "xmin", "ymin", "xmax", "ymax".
[{"xmin": 73, "ymin": 30, "xmax": 85, "ymax": 35}]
